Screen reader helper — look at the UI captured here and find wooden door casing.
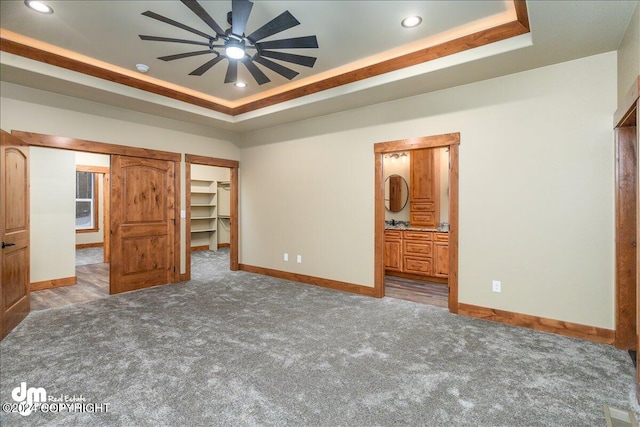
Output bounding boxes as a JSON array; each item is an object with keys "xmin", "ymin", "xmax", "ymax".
[
  {"xmin": 1, "ymin": 130, "xmax": 30, "ymax": 339},
  {"xmin": 110, "ymin": 155, "xmax": 175, "ymax": 294}
]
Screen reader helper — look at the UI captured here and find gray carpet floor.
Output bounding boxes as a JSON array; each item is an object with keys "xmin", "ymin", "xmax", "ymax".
[{"xmin": 1, "ymin": 249, "xmax": 638, "ymax": 426}]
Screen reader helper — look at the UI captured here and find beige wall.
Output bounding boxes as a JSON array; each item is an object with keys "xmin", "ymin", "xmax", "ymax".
[
  {"xmin": 617, "ymin": 1, "xmax": 639, "ymax": 104},
  {"xmin": 1, "ymin": 86, "xmax": 240, "ymax": 279},
  {"xmin": 29, "ymin": 147, "xmax": 75, "ymax": 283},
  {"xmin": 240, "ymin": 51, "xmax": 617, "ymax": 329},
  {"xmin": 75, "ymin": 152, "xmax": 109, "ymax": 246}
]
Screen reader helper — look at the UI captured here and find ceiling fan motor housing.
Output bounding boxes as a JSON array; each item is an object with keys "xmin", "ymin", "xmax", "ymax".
[{"xmin": 139, "ymin": 0, "xmax": 319, "ymax": 85}]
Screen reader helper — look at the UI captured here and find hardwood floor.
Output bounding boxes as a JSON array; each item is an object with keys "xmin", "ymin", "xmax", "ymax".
[
  {"xmin": 30, "ymin": 263, "xmax": 109, "ymax": 311},
  {"xmin": 384, "ymin": 276, "xmax": 448, "ymax": 308}
]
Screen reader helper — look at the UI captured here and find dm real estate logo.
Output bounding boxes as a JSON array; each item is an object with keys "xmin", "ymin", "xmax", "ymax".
[{"xmin": 11, "ymin": 382, "xmax": 46, "ymax": 416}]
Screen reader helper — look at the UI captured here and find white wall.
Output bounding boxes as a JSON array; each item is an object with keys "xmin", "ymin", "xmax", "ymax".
[
  {"xmin": 240, "ymin": 51, "xmax": 617, "ymax": 329},
  {"xmin": 1, "ymin": 86, "xmax": 240, "ymax": 278},
  {"xmin": 617, "ymin": 1, "xmax": 639, "ymax": 104},
  {"xmin": 29, "ymin": 147, "xmax": 75, "ymax": 283}
]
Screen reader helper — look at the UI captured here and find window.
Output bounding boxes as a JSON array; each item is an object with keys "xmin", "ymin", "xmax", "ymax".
[{"xmin": 75, "ymin": 171, "xmax": 98, "ymax": 231}]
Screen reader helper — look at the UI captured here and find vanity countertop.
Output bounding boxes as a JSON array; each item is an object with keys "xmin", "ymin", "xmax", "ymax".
[{"xmin": 385, "ymin": 224, "xmax": 448, "ymax": 233}]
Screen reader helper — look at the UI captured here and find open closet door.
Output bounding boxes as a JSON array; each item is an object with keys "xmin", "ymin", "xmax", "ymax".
[
  {"xmin": 1, "ymin": 130, "xmax": 30, "ymax": 339},
  {"xmin": 110, "ymin": 155, "xmax": 175, "ymax": 294}
]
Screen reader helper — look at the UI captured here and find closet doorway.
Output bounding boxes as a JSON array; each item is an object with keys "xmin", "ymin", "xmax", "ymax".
[{"xmin": 185, "ymin": 154, "xmax": 239, "ymax": 280}]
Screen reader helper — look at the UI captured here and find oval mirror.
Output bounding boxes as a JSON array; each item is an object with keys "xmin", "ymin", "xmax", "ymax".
[{"xmin": 384, "ymin": 174, "xmax": 409, "ymax": 212}]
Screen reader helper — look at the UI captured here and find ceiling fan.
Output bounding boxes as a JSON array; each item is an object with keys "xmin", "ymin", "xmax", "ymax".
[{"xmin": 139, "ymin": 0, "xmax": 319, "ymax": 86}]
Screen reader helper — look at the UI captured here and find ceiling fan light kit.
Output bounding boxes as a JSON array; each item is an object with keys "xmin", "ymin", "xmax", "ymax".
[{"xmin": 139, "ymin": 0, "xmax": 319, "ymax": 86}]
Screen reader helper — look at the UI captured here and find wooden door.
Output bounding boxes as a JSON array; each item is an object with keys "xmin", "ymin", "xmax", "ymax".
[
  {"xmin": 110, "ymin": 155, "xmax": 175, "ymax": 294},
  {"xmin": 1, "ymin": 130, "xmax": 30, "ymax": 339}
]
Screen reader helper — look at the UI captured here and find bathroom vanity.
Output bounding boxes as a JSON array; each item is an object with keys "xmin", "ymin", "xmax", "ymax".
[{"xmin": 384, "ymin": 228, "xmax": 449, "ymax": 281}]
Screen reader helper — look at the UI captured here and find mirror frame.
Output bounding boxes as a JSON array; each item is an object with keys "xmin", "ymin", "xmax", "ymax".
[{"xmin": 384, "ymin": 174, "xmax": 409, "ymax": 212}]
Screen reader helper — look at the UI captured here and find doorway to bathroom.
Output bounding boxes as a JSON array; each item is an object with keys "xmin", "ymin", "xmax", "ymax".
[{"xmin": 373, "ymin": 133, "xmax": 460, "ymax": 312}]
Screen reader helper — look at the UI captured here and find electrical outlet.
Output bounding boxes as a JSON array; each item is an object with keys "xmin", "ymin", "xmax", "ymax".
[
  {"xmin": 492, "ymin": 280, "xmax": 501, "ymax": 293},
  {"xmin": 296, "ymin": 255, "xmax": 302, "ymax": 263},
  {"xmin": 283, "ymin": 253, "xmax": 288, "ymax": 262}
]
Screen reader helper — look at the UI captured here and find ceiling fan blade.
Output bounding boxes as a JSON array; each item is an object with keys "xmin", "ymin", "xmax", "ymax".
[
  {"xmin": 246, "ymin": 10, "xmax": 299, "ymax": 42},
  {"xmin": 253, "ymin": 56, "xmax": 299, "ymax": 80},
  {"xmin": 241, "ymin": 58, "xmax": 271, "ymax": 85},
  {"xmin": 231, "ymin": 0, "xmax": 253, "ymax": 36},
  {"xmin": 180, "ymin": 0, "xmax": 225, "ymax": 36},
  {"xmin": 142, "ymin": 11, "xmax": 212, "ymax": 40},
  {"xmin": 189, "ymin": 55, "xmax": 224, "ymax": 76},
  {"xmin": 256, "ymin": 35, "xmax": 318, "ymax": 50},
  {"xmin": 158, "ymin": 50, "xmax": 213, "ymax": 61},
  {"xmin": 259, "ymin": 50, "xmax": 317, "ymax": 67},
  {"xmin": 139, "ymin": 35, "xmax": 210, "ymax": 47},
  {"xmin": 224, "ymin": 60, "xmax": 238, "ymax": 83}
]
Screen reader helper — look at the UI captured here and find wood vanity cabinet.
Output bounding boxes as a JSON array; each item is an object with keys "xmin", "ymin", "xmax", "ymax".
[
  {"xmin": 384, "ymin": 230, "xmax": 449, "ymax": 279},
  {"xmin": 433, "ymin": 233, "xmax": 449, "ymax": 278},
  {"xmin": 384, "ymin": 230, "xmax": 402, "ymax": 272},
  {"xmin": 403, "ymin": 231, "xmax": 433, "ymax": 275},
  {"xmin": 410, "ymin": 149, "xmax": 440, "ymax": 228}
]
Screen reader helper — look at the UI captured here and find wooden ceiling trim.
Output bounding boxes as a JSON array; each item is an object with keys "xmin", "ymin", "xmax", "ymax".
[
  {"xmin": 0, "ymin": 38, "xmax": 234, "ymax": 116},
  {"xmin": 234, "ymin": 18, "xmax": 530, "ymax": 115},
  {"xmin": 0, "ymin": 1, "xmax": 529, "ymax": 117}
]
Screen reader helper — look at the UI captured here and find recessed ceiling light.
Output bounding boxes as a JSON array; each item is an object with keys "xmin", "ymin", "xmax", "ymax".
[
  {"xmin": 234, "ymin": 82, "xmax": 247, "ymax": 88},
  {"xmin": 24, "ymin": 0, "xmax": 53, "ymax": 14},
  {"xmin": 135, "ymin": 64, "xmax": 149, "ymax": 73},
  {"xmin": 401, "ymin": 15, "xmax": 422, "ymax": 28}
]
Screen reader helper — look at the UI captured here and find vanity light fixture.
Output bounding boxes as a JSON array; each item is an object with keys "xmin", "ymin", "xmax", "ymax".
[
  {"xmin": 234, "ymin": 82, "xmax": 247, "ymax": 88},
  {"xmin": 24, "ymin": 0, "xmax": 53, "ymax": 14},
  {"xmin": 401, "ymin": 15, "xmax": 422, "ymax": 28}
]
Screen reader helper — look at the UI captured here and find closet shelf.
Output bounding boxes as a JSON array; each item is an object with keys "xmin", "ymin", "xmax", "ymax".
[{"xmin": 190, "ymin": 190, "xmax": 217, "ymax": 194}]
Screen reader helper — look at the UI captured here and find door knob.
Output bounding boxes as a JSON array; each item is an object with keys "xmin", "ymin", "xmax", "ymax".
[{"xmin": 2, "ymin": 242, "xmax": 16, "ymax": 249}]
